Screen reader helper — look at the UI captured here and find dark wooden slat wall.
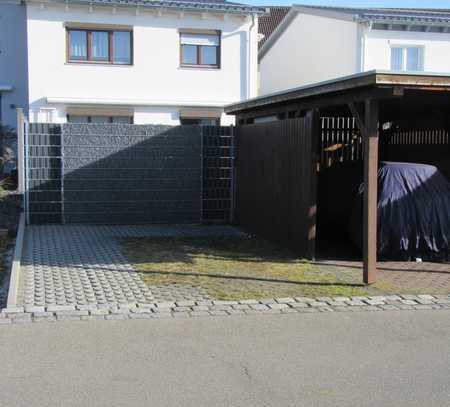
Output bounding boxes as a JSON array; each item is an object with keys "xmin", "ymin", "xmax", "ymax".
[
  {"xmin": 235, "ymin": 116, "xmax": 317, "ymax": 259},
  {"xmin": 384, "ymin": 128, "xmax": 450, "ymax": 180}
]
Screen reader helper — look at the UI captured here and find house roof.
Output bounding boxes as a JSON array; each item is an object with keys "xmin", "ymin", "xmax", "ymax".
[
  {"xmin": 298, "ymin": 5, "xmax": 450, "ymax": 25},
  {"xmin": 258, "ymin": 6, "xmax": 290, "ymax": 49},
  {"xmin": 259, "ymin": 5, "xmax": 450, "ymax": 59},
  {"xmin": 41, "ymin": 0, "xmax": 265, "ymax": 14}
]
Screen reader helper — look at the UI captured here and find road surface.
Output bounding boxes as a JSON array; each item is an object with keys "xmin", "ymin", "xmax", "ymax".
[{"xmin": 0, "ymin": 311, "xmax": 449, "ymax": 407}]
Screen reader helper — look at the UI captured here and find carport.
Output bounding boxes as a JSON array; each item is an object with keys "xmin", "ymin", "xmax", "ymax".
[{"xmin": 225, "ymin": 70, "xmax": 450, "ymax": 284}]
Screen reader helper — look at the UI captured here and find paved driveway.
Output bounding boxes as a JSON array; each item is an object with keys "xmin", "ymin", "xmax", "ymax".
[
  {"xmin": 19, "ymin": 225, "xmax": 239, "ymax": 308},
  {"xmin": 1, "ymin": 311, "xmax": 449, "ymax": 407}
]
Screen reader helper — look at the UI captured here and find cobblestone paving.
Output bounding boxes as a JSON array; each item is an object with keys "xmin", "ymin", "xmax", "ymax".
[
  {"xmin": 1, "ymin": 294, "xmax": 450, "ymax": 324},
  {"xmin": 19, "ymin": 225, "xmax": 242, "ymax": 308}
]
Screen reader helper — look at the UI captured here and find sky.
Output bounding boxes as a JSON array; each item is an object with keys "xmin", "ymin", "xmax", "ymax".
[{"xmin": 240, "ymin": 0, "xmax": 450, "ymax": 8}]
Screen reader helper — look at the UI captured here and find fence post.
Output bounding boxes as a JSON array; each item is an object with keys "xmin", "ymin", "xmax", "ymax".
[
  {"xmin": 16, "ymin": 108, "xmax": 25, "ymax": 195},
  {"xmin": 200, "ymin": 126, "xmax": 204, "ymax": 223}
]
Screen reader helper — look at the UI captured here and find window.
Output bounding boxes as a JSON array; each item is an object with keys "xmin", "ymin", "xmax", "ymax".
[
  {"xmin": 67, "ymin": 115, "xmax": 133, "ymax": 124},
  {"xmin": 67, "ymin": 28, "xmax": 132, "ymax": 65},
  {"xmin": 180, "ymin": 117, "xmax": 220, "ymax": 126},
  {"xmin": 180, "ymin": 32, "xmax": 220, "ymax": 68},
  {"xmin": 390, "ymin": 46, "xmax": 423, "ymax": 72},
  {"xmin": 39, "ymin": 108, "xmax": 55, "ymax": 123}
]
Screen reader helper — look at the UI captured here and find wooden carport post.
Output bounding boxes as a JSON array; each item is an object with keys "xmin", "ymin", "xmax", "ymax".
[{"xmin": 349, "ymin": 99, "xmax": 379, "ymax": 284}]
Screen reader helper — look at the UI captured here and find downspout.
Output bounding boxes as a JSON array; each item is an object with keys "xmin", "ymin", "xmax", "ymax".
[
  {"xmin": 359, "ymin": 20, "xmax": 372, "ymax": 72},
  {"xmin": 247, "ymin": 13, "xmax": 255, "ymax": 98}
]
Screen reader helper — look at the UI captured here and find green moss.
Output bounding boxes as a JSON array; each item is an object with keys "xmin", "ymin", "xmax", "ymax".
[{"xmin": 122, "ymin": 235, "xmax": 369, "ymax": 300}]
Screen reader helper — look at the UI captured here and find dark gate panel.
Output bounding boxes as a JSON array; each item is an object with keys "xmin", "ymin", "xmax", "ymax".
[
  {"xmin": 202, "ymin": 125, "xmax": 234, "ymax": 223},
  {"xmin": 27, "ymin": 123, "xmax": 63, "ymax": 224},
  {"xmin": 26, "ymin": 123, "xmax": 234, "ymax": 225},
  {"xmin": 236, "ymin": 116, "xmax": 318, "ymax": 258},
  {"xmin": 62, "ymin": 124, "xmax": 201, "ymax": 224}
]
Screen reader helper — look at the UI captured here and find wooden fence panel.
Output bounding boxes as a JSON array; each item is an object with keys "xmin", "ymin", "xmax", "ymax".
[
  {"xmin": 385, "ymin": 128, "xmax": 450, "ymax": 179},
  {"xmin": 236, "ymin": 116, "xmax": 317, "ymax": 258},
  {"xmin": 319, "ymin": 116, "xmax": 361, "ymax": 170}
]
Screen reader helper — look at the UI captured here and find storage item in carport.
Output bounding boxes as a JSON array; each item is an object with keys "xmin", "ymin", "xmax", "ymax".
[
  {"xmin": 317, "ymin": 160, "xmax": 362, "ymax": 239},
  {"xmin": 349, "ymin": 162, "xmax": 450, "ymax": 261}
]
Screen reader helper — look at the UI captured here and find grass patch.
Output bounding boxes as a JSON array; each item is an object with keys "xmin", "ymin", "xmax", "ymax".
[{"xmin": 122, "ymin": 235, "xmax": 368, "ymax": 300}]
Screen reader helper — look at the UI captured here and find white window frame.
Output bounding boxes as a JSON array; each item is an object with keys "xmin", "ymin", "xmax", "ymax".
[
  {"xmin": 390, "ymin": 45, "xmax": 424, "ymax": 72},
  {"xmin": 39, "ymin": 108, "xmax": 56, "ymax": 123}
]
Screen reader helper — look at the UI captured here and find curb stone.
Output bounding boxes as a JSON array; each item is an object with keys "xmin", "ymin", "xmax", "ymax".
[{"xmin": 0, "ymin": 294, "xmax": 449, "ymax": 324}]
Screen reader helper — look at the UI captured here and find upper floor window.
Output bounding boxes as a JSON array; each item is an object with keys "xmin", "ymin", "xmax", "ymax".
[
  {"xmin": 67, "ymin": 28, "xmax": 132, "ymax": 65},
  {"xmin": 390, "ymin": 46, "xmax": 423, "ymax": 72},
  {"xmin": 180, "ymin": 31, "xmax": 220, "ymax": 68}
]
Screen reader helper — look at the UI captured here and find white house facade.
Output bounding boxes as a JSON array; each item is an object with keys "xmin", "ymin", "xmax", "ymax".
[
  {"xmin": 23, "ymin": 0, "xmax": 262, "ymax": 126},
  {"xmin": 0, "ymin": 0, "xmax": 29, "ymax": 129},
  {"xmin": 259, "ymin": 6, "xmax": 450, "ymax": 95}
]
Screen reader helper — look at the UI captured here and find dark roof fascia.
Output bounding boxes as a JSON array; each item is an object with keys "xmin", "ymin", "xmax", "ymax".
[
  {"xmin": 33, "ymin": 0, "xmax": 266, "ymax": 15},
  {"xmin": 225, "ymin": 70, "xmax": 450, "ymax": 114}
]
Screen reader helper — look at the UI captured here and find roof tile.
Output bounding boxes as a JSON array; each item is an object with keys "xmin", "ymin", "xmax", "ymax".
[{"xmin": 258, "ymin": 6, "xmax": 290, "ymax": 49}]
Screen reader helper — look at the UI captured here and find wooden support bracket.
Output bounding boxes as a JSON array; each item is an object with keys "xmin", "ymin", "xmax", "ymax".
[{"xmin": 348, "ymin": 102, "xmax": 367, "ymax": 136}]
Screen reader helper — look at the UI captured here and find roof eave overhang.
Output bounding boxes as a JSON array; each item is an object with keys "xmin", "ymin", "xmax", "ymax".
[
  {"xmin": 27, "ymin": 0, "xmax": 266, "ymax": 15},
  {"xmin": 356, "ymin": 16, "xmax": 450, "ymax": 28}
]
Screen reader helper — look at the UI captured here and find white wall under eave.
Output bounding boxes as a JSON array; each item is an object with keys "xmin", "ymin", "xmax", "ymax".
[
  {"xmin": 259, "ymin": 13, "xmax": 359, "ymax": 95},
  {"xmin": 364, "ymin": 29, "xmax": 450, "ymax": 73}
]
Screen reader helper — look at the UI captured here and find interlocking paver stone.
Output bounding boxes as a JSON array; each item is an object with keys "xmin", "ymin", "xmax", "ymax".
[
  {"xmin": 19, "ymin": 225, "xmax": 231, "ymax": 309},
  {"xmin": 275, "ymin": 298, "xmax": 295, "ymax": 304},
  {"xmin": 250, "ymin": 304, "xmax": 270, "ymax": 311},
  {"xmin": 268, "ymin": 303, "xmax": 289, "ymax": 310}
]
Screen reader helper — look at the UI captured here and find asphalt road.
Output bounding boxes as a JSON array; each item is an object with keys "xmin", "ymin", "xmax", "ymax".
[{"xmin": 1, "ymin": 311, "xmax": 449, "ymax": 407}]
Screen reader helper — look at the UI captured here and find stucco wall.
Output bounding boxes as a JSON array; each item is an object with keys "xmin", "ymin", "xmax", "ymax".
[
  {"xmin": 0, "ymin": 1, "xmax": 29, "ymax": 129},
  {"xmin": 259, "ymin": 12, "xmax": 359, "ymax": 95},
  {"xmin": 364, "ymin": 29, "xmax": 450, "ymax": 72},
  {"xmin": 26, "ymin": 2, "xmax": 258, "ymax": 124}
]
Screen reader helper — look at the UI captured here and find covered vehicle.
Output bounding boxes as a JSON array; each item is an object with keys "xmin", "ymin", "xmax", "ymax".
[{"xmin": 349, "ymin": 162, "xmax": 450, "ymax": 261}]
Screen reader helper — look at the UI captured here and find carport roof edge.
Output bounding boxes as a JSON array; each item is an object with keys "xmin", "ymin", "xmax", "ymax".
[{"xmin": 225, "ymin": 70, "xmax": 450, "ymax": 115}]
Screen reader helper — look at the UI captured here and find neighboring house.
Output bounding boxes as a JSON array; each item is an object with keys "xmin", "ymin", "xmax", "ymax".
[
  {"xmin": 0, "ymin": 1, "xmax": 29, "ymax": 129},
  {"xmin": 6, "ymin": 0, "xmax": 263, "ymax": 127},
  {"xmin": 259, "ymin": 5, "xmax": 450, "ymax": 95}
]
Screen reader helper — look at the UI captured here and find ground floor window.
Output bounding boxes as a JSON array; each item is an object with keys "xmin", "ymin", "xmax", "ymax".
[
  {"xmin": 180, "ymin": 117, "xmax": 220, "ymax": 126},
  {"xmin": 67, "ymin": 115, "xmax": 133, "ymax": 124}
]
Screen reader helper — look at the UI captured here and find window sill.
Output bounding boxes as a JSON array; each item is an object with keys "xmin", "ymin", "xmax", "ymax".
[
  {"xmin": 66, "ymin": 61, "xmax": 133, "ymax": 67},
  {"xmin": 179, "ymin": 65, "xmax": 220, "ymax": 70}
]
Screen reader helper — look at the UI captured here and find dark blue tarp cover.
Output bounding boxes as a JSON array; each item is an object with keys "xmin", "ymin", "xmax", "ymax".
[{"xmin": 349, "ymin": 162, "xmax": 450, "ymax": 260}]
